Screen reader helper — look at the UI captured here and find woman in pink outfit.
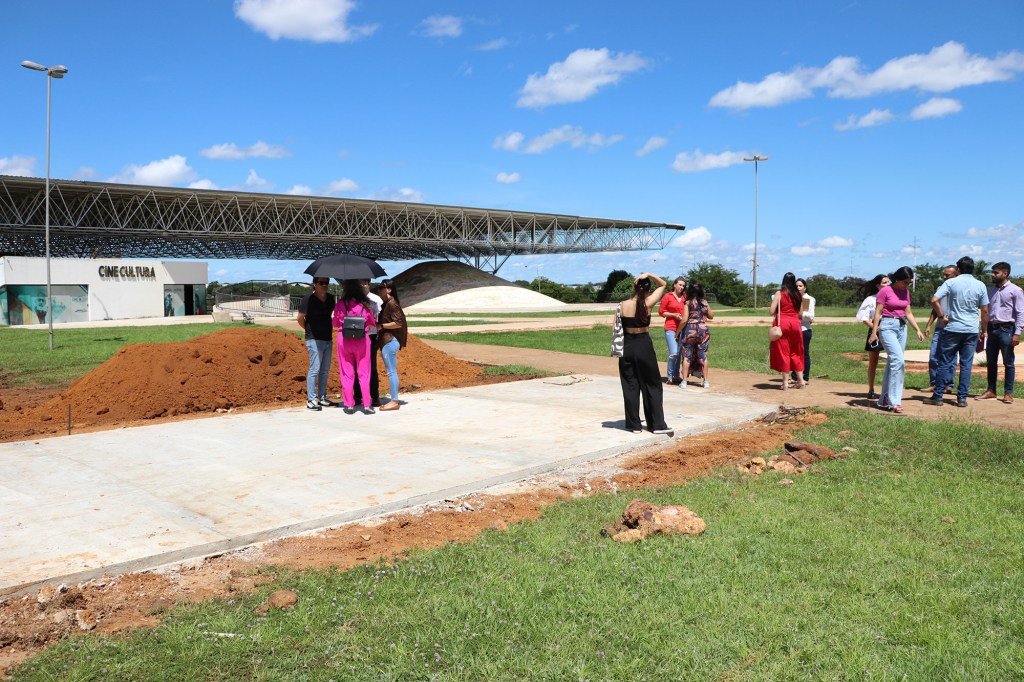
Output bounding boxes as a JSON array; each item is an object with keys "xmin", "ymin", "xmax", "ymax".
[{"xmin": 332, "ymin": 279, "xmax": 379, "ymax": 414}]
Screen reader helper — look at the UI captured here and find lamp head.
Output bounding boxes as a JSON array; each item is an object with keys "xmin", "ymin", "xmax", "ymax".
[
  {"xmin": 21, "ymin": 60, "xmax": 47, "ymax": 71},
  {"xmin": 50, "ymin": 65, "xmax": 68, "ymax": 78}
]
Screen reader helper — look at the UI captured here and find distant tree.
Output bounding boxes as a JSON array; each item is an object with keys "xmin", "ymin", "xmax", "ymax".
[
  {"xmin": 684, "ymin": 262, "xmax": 748, "ymax": 306},
  {"xmin": 599, "ymin": 270, "xmax": 632, "ymax": 302}
]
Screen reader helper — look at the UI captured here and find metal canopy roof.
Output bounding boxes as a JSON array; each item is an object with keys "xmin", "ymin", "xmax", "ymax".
[{"xmin": 0, "ymin": 175, "xmax": 684, "ymax": 270}]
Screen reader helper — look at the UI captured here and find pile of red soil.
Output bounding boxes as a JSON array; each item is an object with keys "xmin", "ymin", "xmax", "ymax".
[{"xmin": 0, "ymin": 327, "xmax": 483, "ymax": 442}]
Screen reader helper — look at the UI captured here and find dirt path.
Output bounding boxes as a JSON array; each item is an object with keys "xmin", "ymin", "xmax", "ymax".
[{"xmin": 422, "ymin": 340, "xmax": 1024, "ymax": 432}]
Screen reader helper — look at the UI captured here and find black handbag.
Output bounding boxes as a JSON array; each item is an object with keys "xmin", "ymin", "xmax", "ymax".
[{"xmin": 341, "ymin": 303, "xmax": 365, "ymax": 339}]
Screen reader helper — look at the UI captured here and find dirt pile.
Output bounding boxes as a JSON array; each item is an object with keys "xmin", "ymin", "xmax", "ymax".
[
  {"xmin": 0, "ymin": 327, "xmax": 484, "ymax": 442},
  {"xmin": 605, "ymin": 499, "xmax": 707, "ymax": 543},
  {"xmin": 737, "ymin": 439, "xmax": 844, "ymax": 475}
]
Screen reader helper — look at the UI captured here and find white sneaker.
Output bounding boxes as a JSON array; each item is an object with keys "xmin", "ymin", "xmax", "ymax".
[
  {"xmin": 702, "ymin": 380, "xmax": 710, "ymax": 389},
  {"xmin": 679, "ymin": 381, "xmax": 687, "ymax": 389}
]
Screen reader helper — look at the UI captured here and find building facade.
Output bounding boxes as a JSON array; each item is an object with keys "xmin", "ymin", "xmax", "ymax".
[{"xmin": 0, "ymin": 257, "xmax": 208, "ymax": 325}]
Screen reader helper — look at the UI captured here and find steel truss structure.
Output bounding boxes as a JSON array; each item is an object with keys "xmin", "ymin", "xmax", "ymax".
[{"xmin": 0, "ymin": 176, "xmax": 683, "ymax": 271}]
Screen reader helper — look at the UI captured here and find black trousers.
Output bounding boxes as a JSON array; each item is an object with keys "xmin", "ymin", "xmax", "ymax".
[
  {"xmin": 354, "ymin": 334, "xmax": 380, "ymax": 405},
  {"xmin": 618, "ymin": 332, "xmax": 668, "ymax": 432},
  {"xmin": 791, "ymin": 328, "xmax": 812, "ymax": 382}
]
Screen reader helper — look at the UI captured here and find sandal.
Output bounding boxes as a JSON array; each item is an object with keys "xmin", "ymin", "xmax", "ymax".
[{"xmin": 892, "ymin": 405, "xmax": 904, "ymax": 414}]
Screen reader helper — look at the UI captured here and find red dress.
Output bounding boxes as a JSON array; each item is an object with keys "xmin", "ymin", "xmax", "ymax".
[{"xmin": 769, "ymin": 293, "xmax": 805, "ymax": 373}]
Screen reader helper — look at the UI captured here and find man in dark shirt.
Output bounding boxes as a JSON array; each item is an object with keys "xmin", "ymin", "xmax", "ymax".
[{"xmin": 297, "ymin": 277, "xmax": 337, "ymax": 410}]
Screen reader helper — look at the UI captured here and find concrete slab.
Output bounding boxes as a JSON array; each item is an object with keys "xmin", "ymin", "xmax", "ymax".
[{"xmin": 0, "ymin": 375, "xmax": 771, "ymax": 595}]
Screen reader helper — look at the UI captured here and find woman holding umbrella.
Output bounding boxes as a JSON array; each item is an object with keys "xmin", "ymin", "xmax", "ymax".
[{"xmin": 332, "ymin": 279, "xmax": 380, "ymax": 414}]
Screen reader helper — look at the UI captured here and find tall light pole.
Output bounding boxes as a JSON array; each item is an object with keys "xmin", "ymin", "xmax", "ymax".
[
  {"xmin": 21, "ymin": 60, "xmax": 67, "ymax": 350},
  {"xmin": 743, "ymin": 154, "xmax": 767, "ymax": 309}
]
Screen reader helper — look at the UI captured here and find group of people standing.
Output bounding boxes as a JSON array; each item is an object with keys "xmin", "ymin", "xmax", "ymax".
[
  {"xmin": 615, "ymin": 273, "xmax": 717, "ymax": 436},
  {"xmin": 855, "ymin": 257, "xmax": 1021, "ymax": 413},
  {"xmin": 297, "ymin": 277, "xmax": 408, "ymax": 414}
]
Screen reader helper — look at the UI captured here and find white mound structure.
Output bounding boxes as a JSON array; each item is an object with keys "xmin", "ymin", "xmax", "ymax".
[{"xmin": 394, "ymin": 261, "xmax": 567, "ymax": 313}]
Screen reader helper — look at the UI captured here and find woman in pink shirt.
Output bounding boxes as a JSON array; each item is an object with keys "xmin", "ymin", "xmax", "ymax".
[
  {"xmin": 658, "ymin": 277, "xmax": 687, "ymax": 384},
  {"xmin": 868, "ymin": 266, "xmax": 925, "ymax": 413}
]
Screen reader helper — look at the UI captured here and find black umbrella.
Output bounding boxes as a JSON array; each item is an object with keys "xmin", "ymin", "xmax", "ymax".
[{"xmin": 304, "ymin": 254, "xmax": 387, "ymax": 281}]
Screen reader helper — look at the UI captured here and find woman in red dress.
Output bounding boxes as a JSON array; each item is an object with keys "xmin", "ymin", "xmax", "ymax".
[{"xmin": 769, "ymin": 272, "xmax": 806, "ymax": 390}]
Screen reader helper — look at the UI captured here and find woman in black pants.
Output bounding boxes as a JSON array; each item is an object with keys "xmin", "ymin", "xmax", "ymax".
[{"xmin": 618, "ymin": 272, "xmax": 673, "ymax": 435}]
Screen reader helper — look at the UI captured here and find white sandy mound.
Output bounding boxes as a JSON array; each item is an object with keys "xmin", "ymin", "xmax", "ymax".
[{"xmin": 394, "ymin": 261, "xmax": 566, "ymax": 313}]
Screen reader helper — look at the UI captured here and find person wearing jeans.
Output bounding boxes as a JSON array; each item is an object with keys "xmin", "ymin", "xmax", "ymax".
[
  {"xmin": 978, "ymin": 262, "xmax": 1023, "ymax": 404},
  {"xmin": 869, "ymin": 266, "xmax": 924, "ymax": 413},
  {"xmin": 658, "ymin": 277, "xmax": 687, "ymax": 384},
  {"xmin": 924, "ymin": 265, "xmax": 957, "ymax": 392},
  {"xmin": 297, "ymin": 277, "xmax": 337, "ymax": 411},
  {"xmin": 376, "ymin": 278, "xmax": 408, "ymax": 411},
  {"xmin": 925, "ymin": 256, "xmax": 989, "ymax": 408}
]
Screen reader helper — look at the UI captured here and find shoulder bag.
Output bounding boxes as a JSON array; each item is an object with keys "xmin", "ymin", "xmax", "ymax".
[
  {"xmin": 610, "ymin": 303, "xmax": 624, "ymax": 357},
  {"xmin": 768, "ymin": 308, "xmax": 783, "ymax": 342},
  {"xmin": 341, "ymin": 302, "xmax": 366, "ymax": 339}
]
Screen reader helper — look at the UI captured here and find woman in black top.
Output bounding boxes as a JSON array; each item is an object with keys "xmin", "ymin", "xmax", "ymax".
[{"xmin": 618, "ymin": 272, "xmax": 673, "ymax": 435}]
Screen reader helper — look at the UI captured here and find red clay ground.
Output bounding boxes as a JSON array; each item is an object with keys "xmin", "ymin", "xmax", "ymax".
[{"xmin": 0, "ymin": 328, "xmax": 499, "ymax": 443}]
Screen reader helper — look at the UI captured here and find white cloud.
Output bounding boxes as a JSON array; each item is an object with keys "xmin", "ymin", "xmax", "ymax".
[
  {"xmin": 71, "ymin": 166, "xmax": 98, "ymax": 180},
  {"xmin": 870, "ymin": 251, "xmax": 890, "ymax": 259},
  {"xmin": 189, "ymin": 179, "xmax": 219, "ymax": 190},
  {"xmin": 493, "ymin": 131, "xmax": 525, "ymax": 152},
  {"xmin": 792, "ymin": 245, "xmax": 829, "ymax": 256},
  {"xmin": 818, "ymin": 235, "xmax": 854, "ymax": 248},
  {"xmin": 0, "ymin": 155, "xmax": 36, "ymax": 176},
  {"xmin": 523, "ymin": 125, "xmax": 622, "ymax": 153},
  {"xmin": 669, "ymin": 226, "xmax": 713, "ymax": 249},
  {"xmin": 244, "ymin": 169, "xmax": 272, "ymax": 190},
  {"xmin": 966, "ymin": 225, "xmax": 1013, "ymax": 239},
  {"xmin": 477, "ymin": 38, "xmax": 508, "ymax": 51},
  {"xmin": 200, "ymin": 141, "xmax": 291, "ymax": 160},
  {"xmin": 517, "ymin": 48, "xmax": 648, "ymax": 108},
  {"xmin": 496, "ymin": 172, "xmax": 521, "ymax": 184},
  {"xmin": 324, "ymin": 178, "xmax": 359, "ymax": 195},
  {"xmin": 234, "ymin": 0, "xmax": 378, "ymax": 43},
  {"xmin": 671, "ymin": 149, "xmax": 747, "ymax": 173},
  {"xmin": 709, "ymin": 41, "xmax": 1024, "ymax": 109},
  {"xmin": 369, "ymin": 187, "xmax": 425, "ymax": 203},
  {"xmin": 110, "ymin": 155, "xmax": 196, "ymax": 186},
  {"xmin": 835, "ymin": 108, "xmax": 895, "ymax": 130},
  {"xmin": 497, "ymin": 126, "xmax": 623, "ymax": 154},
  {"xmin": 285, "ymin": 184, "xmax": 315, "ymax": 195},
  {"xmin": 635, "ymin": 136, "xmax": 668, "ymax": 157},
  {"xmin": 215, "ymin": 268, "xmax": 229, "ymax": 277},
  {"xmin": 910, "ymin": 97, "xmax": 963, "ymax": 120},
  {"xmin": 900, "ymin": 245, "xmax": 919, "ymax": 255},
  {"xmin": 421, "ymin": 14, "xmax": 462, "ymax": 38}
]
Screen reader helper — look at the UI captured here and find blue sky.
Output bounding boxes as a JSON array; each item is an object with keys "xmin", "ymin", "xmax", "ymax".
[{"xmin": 4, "ymin": 1, "xmax": 1023, "ymax": 285}]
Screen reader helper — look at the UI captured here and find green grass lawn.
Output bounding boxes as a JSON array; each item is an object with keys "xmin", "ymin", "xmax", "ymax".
[
  {"xmin": 409, "ymin": 310, "xmax": 612, "ymax": 318},
  {"xmin": 420, "ymin": 324, "xmax": 1020, "ymax": 397},
  {"xmin": 12, "ymin": 411, "xmax": 1024, "ymax": 680},
  {"xmin": 0, "ymin": 324, "xmax": 237, "ymax": 386}
]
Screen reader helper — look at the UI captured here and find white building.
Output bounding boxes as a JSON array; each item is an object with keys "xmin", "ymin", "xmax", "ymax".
[{"xmin": 0, "ymin": 256, "xmax": 208, "ymax": 325}]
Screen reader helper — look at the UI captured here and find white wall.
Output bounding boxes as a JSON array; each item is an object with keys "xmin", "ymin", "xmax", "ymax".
[{"xmin": 1, "ymin": 257, "xmax": 207, "ymax": 321}]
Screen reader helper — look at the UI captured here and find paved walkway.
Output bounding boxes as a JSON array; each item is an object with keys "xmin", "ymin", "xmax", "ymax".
[{"xmin": 0, "ymin": 374, "xmax": 771, "ymax": 596}]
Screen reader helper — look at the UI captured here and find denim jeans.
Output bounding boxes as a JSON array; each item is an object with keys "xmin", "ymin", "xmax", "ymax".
[
  {"xmin": 305, "ymin": 338, "xmax": 332, "ymax": 402},
  {"xmin": 878, "ymin": 317, "xmax": 907, "ymax": 407},
  {"xmin": 928, "ymin": 325, "xmax": 944, "ymax": 388},
  {"xmin": 380, "ymin": 337, "xmax": 401, "ymax": 401},
  {"xmin": 986, "ymin": 325, "xmax": 1016, "ymax": 394},
  {"xmin": 664, "ymin": 329, "xmax": 680, "ymax": 379},
  {"xmin": 934, "ymin": 330, "xmax": 978, "ymax": 401}
]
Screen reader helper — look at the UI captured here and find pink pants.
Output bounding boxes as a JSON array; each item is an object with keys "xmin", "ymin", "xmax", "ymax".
[{"xmin": 338, "ymin": 336, "xmax": 372, "ymax": 408}]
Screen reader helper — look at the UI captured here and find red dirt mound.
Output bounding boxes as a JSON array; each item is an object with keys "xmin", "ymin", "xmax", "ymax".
[{"xmin": 0, "ymin": 327, "xmax": 483, "ymax": 442}]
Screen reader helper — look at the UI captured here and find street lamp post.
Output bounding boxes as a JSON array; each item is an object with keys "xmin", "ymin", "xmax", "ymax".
[
  {"xmin": 21, "ymin": 60, "xmax": 67, "ymax": 350},
  {"xmin": 743, "ymin": 154, "xmax": 768, "ymax": 309}
]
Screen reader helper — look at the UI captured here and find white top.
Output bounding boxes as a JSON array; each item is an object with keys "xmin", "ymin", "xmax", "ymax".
[
  {"xmin": 856, "ymin": 295, "xmax": 876, "ymax": 322},
  {"xmin": 800, "ymin": 294, "xmax": 816, "ymax": 331},
  {"xmin": 366, "ymin": 292, "xmax": 383, "ymax": 334}
]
